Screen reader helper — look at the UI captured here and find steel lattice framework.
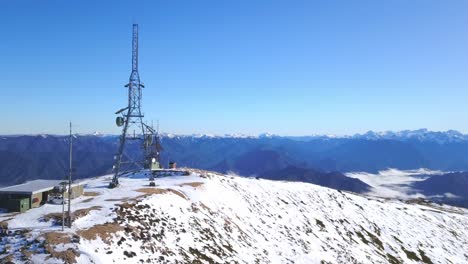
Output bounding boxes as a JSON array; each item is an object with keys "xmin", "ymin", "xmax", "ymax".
[{"xmin": 110, "ymin": 24, "xmax": 158, "ymax": 188}]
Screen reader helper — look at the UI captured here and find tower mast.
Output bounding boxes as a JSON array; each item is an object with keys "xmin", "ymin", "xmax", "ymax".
[{"xmin": 110, "ymin": 24, "xmax": 156, "ymax": 188}]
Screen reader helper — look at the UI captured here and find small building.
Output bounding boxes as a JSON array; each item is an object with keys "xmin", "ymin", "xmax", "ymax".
[
  {"xmin": 0, "ymin": 180, "xmax": 84, "ymax": 213},
  {"xmin": 169, "ymin": 161, "xmax": 177, "ymax": 169},
  {"xmin": 149, "ymin": 157, "xmax": 161, "ymax": 171}
]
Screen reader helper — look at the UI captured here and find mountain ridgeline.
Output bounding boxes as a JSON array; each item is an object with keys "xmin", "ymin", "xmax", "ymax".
[
  {"xmin": 1, "ymin": 130, "xmax": 468, "ymax": 206},
  {"xmin": 3, "ymin": 131, "xmax": 468, "ymax": 179}
]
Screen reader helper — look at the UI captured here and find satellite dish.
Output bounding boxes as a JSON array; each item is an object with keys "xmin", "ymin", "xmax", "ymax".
[
  {"xmin": 145, "ymin": 135, "xmax": 153, "ymax": 146},
  {"xmin": 116, "ymin": 117, "xmax": 125, "ymax": 127}
]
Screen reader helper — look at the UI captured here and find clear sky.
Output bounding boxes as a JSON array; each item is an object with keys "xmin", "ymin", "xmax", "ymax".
[{"xmin": 1, "ymin": 1, "xmax": 468, "ymax": 136}]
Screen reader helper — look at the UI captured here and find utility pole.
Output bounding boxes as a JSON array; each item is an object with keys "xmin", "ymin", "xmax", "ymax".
[
  {"xmin": 61, "ymin": 187, "xmax": 65, "ymax": 231},
  {"xmin": 67, "ymin": 122, "xmax": 73, "ymax": 228}
]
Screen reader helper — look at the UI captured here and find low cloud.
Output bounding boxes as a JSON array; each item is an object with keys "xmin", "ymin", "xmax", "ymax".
[
  {"xmin": 345, "ymin": 168, "xmax": 444, "ymax": 199},
  {"xmin": 430, "ymin": 192, "xmax": 461, "ymax": 199}
]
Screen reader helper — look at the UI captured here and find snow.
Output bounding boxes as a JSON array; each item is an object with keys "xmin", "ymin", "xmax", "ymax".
[{"xmin": 0, "ymin": 170, "xmax": 467, "ymax": 263}]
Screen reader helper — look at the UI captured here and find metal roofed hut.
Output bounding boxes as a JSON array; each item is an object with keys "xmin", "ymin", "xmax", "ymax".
[{"xmin": 0, "ymin": 180, "xmax": 84, "ymax": 213}]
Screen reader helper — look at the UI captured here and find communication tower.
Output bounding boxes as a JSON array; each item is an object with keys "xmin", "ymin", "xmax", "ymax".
[{"xmin": 110, "ymin": 24, "xmax": 160, "ymax": 188}]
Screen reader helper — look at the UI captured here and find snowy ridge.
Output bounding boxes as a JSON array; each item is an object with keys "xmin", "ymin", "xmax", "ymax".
[
  {"xmin": 161, "ymin": 132, "xmax": 276, "ymax": 139},
  {"xmin": 151, "ymin": 129, "xmax": 468, "ymax": 143},
  {"xmin": 3, "ymin": 129, "xmax": 468, "ymax": 143},
  {"xmin": 0, "ymin": 170, "xmax": 467, "ymax": 263},
  {"xmin": 352, "ymin": 129, "xmax": 468, "ymax": 143}
]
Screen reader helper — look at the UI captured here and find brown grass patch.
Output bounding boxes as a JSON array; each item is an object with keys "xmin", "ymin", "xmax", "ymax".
[
  {"xmin": 20, "ymin": 248, "xmax": 33, "ymax": 259},
  {"xmin": 83, "ymin": 191, "xmax": 99, "ymax": 197},
  {"xmin": 42, "ymin": 212, "xmax": 63, "ymax": 223},
  {"xmin": 178, "ymin": 182, "xmax": 204, "ymax": 188},
  {"xmin": 42, "ymin": 231, "xmax": 80, "ymax": 263},
  {"xmin": 168, "ymin": 189, "xmax": 188, "ymax": 200},
  {"xmin": 77, "ymin": 222, "xmax": 124, "ymax": 243},
  {"xmin": 135, "ymin": 187, "xmax": 188, "ymax": 200},
  {"xmin": 46, "ymin": 249, "xmax": 79, "ymax": 264},
  {"xmin": 73, "ymin": 206, "xmax": 102, "ymax": 218},
  {"xmin": 0, "ymin": 218, "xmax": 11, "ymax": 230},
  {"xmin": 127, "ymin": 194, "xmax": 151, "ymax": 202},
  {"xmin": 119, "ymin": 202, "xmax": 134, "ymax": 209},
  {"xmin": 42, "ymin": 206, "xmax": 101, "ymax": 224},
  {"xmin": 0, "ymin": 254, "xmax": 14, "ymax": 263},
  {"xmin": 44, "ymin": 232, "xmax": 72, "ymax": 245},
  {"xmin": 105, "ymin": 197, "xmax": 129, "ymax": 202},
  {"xmin": 136, "ymin": 188, "xmax": 168, "ymax": 195},
  {"xmin": 81, "ymin": 198, "xmax": 94, "ymax": 203}
]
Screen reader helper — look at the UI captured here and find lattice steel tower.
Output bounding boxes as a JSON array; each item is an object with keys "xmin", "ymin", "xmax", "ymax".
[{"xmin": 110, "ymin": 24, "xmax": 157, "ymax": 188}]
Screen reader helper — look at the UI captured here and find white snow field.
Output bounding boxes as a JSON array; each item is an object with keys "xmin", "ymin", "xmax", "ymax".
[{"xmin": 0, "ymin": 169, "xmax": 467, "ymax": 263}]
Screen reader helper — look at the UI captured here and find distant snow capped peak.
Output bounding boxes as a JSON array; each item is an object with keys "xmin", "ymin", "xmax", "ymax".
[
  {"xmin": 258, "ymin": 132, "xmax": 278, "ymax": 138},
  {"xmin": 353, "ymin": 129, "xmax": 468, "ymax": 143},
  {"xmin": 157, "ymin": 132, "xmax": 278, "ymax": 140},
  {"xmin": 223, "ymin": 133, "xmax": 255, "ymax": 138},
  {"xmin": 192, "ymin": 133, "xmax": 217, "ymax": 138},
  {"xmin": 164, "ymin": 133, "xmax": 177, "ymax": 138},
  {"xmin": 139, "ymin": 129, "xmax": 468, "ymax": 143},
  {"xmin": 159, "ymin": 133, "xmax": 256, "ymax": 139}
]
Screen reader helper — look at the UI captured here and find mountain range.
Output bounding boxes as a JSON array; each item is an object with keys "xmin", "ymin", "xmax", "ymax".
[{"xmin": 1, "ymin": 129, "xmax": 468, "ymax": 207}]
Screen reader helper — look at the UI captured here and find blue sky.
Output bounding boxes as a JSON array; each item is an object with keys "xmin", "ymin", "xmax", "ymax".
[{"xmin": 1, "ymin": 1, "xmax": 468, "ymax": 135}]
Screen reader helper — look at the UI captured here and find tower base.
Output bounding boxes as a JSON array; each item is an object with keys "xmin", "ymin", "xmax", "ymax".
[{"xmin": 108, "ymin": 180, "xmax": 120, "ymax": 189}]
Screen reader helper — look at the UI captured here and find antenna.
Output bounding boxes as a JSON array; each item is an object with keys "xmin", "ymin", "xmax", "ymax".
[{"xmin": 110, "ymin": 24, "xmax": 162, "ymax": 188}]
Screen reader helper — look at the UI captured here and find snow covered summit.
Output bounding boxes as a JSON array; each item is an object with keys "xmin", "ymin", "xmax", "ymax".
[{"xmin": 0, "ymin": 169, "xmax": 467, "ymax": 263}]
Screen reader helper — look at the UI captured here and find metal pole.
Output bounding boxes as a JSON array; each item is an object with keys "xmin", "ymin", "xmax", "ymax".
[
  {"xmin": 61, "ymin": 193, "xmax": 64, "ymax": 231},
  {"xmin": 67, "ymin": 122, "xmax": 72, "ymax": 227}
]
